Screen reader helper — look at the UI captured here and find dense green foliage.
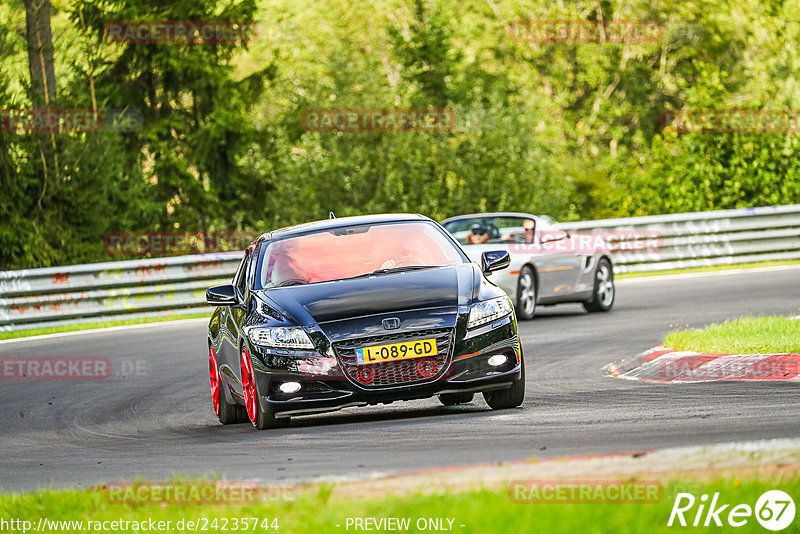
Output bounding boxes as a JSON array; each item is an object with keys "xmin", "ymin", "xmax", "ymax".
[{"xmin": 1, "ymin": 0, "xmax": 799, "ymax": 269}]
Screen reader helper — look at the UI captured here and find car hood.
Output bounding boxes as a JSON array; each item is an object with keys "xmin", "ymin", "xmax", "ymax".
[{"xmin": 259, "ymin": 264, "xmax": 477, "ymax": 327}]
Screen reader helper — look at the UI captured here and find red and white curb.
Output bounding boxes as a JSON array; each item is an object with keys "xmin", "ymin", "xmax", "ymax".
[{"xmin": 606, "ymin": 345, "xmax": 800, "ymax": 383}]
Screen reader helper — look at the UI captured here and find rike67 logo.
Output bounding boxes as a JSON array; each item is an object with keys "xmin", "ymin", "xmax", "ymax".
[{"xmin": 668, "ymin": 490, "xmax": 795, "ymax": 531}]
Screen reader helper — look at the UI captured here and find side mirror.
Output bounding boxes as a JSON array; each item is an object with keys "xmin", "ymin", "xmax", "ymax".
[
  {"xmin": 206, "ymin": 284, "xmax": 239, "ymax": 306},
  {"xmin": 481, "ymin": 250, "xmax": 510, "ymax": 274}
]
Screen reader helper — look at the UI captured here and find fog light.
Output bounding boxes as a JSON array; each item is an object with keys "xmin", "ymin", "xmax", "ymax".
[
  {"xmin": 279, "ymin": 382, "xmax": 301, "ymax": 394},
  {"xmin": 487, "ymin": 354, "xmax": 508, "ymax": 367}
]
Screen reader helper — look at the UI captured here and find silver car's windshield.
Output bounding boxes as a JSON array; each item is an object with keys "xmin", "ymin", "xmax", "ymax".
[{"xmin": 443, "ymin": 216, "xmax": 541, "ymax": 245}]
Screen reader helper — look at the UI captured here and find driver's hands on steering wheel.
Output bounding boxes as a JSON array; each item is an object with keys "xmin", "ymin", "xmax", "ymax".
[
  {"xmin": 380, "ymin": 256, "xmax": 424, "ymax": 269},
  {"xmin": 380, "ymin": 258, "xmax": 398, "ymax": 269}
]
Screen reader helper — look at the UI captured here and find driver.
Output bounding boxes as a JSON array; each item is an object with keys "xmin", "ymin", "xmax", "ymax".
[
  {"xmin": 467, "ymin": 223, "xmax": 490, "ymax": 244},
  {"xmin": 268, "ymin": 243, "xmax": 306, "ymax": 286}
]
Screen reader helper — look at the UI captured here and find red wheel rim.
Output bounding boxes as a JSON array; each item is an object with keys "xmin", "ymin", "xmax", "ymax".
[
  {"xmin": 208, "ymin": 345, "xmax": 220, "ymax": 416},
  {"xmin": 240, "ymin": 347, "xmax": 258, "ymax": 424}
]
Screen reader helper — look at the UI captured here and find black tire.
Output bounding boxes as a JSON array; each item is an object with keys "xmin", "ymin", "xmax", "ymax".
[
  {"xmin": 218, "ymin": 382, "xmax": 248, "ymax": 425},
  {"xmin": 583, "ymin": 258, "xmax": 615, "ymax": 313},
  {"xmin": 439, "ymin": 392, "xmax": 475, "ymax": 406},
  {"xmin": 254, "ymin": 407, "xmax": 278, "ymax": 430},
  {"xmin": 251, "ymin": 384, "xmax": 280, "ymax": 430},
  {"xmin": 482, "ymin": 355, "xmax": 525, "ymax": 410},
  {"xmin": 516, "ymin": 266, "xmax": 537, "ymax": 320}
]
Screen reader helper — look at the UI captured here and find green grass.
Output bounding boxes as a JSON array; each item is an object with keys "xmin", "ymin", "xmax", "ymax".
[
  {"xmin": 616, "ymin": 259, "xmax": 800, "ymax": 279},
  {"xmin": 664, "ymin": 316, "xmax": 800, "ymax": 354},
  {"xmin": 0, "ymin": 312, "xmax": 211, "ymax": 341},
  {"xmin": 0, "ymin": 477, "xmax": 796, "ymax": 533}
]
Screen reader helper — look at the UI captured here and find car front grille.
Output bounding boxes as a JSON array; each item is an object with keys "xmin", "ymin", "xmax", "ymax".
[{"xmin": 332, "ymin": 328, "xmax": 454, "ymax": 388}]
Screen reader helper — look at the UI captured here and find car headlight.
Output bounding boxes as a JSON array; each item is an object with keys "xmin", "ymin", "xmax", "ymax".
[
  {"xmin": 467, "ymin": 297, "xmax": 513, "ymax": 328},
  {"xmin": 245, "ymin": 326, "xmax": 315, "ymax": 349}
]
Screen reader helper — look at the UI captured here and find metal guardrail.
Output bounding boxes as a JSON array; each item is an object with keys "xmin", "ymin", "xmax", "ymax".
[
  {"xmin": 0, "ymin": 253, "xmax": 243, "ymax": 331},
  {"xmin": 559, "ymin": 204, "xmax": 800, "ymax": 273},
  {"xmin": 2, "ymin": 204, "xmax": 799, "ymax": 331}
]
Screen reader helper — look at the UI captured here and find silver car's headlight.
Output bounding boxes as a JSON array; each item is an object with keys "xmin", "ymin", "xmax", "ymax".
[
  {"xmin": 245, "ymin": 326, "xmax": 315, "ymax": 349},
  {"xmin": 467, "ymin": 297, "xmax": 513, "ymax": 328}
]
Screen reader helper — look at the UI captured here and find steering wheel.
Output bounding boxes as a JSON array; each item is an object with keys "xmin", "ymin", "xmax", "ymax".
[{"xmin": 380, "ymin": 256, "xmax": 427, "ymax": 269}]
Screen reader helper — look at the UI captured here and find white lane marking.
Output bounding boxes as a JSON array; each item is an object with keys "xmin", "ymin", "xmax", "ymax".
[
  {"xmin": 617, "ymin": 263, "xmax": 800, "ymax": 284},
  {"xmin": 0, "ymin": 317, "xmax": 209, "ymax": 345}
]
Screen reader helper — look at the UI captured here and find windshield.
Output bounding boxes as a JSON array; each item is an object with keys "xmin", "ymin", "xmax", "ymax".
[
  {"xmin": 254, "ymin": 221, "xmax": 466, "ymax": 289},
  {"xmin": 443, "ymin": 216, "xmax": 541, "ymax": 245}
]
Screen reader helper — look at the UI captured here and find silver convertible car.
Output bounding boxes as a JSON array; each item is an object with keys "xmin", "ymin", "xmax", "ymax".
[{"xmin": 441, "ymin": 213, "xmax": 615, "ymax": 319}]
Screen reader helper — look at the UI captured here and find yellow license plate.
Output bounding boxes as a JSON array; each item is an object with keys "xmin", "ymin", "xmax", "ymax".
[{"xmin": 355, "ymin": 338, "xmax": 438, "ymax": 365}]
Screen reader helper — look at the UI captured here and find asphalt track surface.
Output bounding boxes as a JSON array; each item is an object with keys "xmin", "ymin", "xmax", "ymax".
[{"xmin": 1, "ymin": 267, "xmax": 799, "ymax": 491}]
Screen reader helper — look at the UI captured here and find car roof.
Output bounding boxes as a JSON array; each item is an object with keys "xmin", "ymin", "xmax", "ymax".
[
  {"xmin": 259, "ymin": 213, "xmax": 432, "ymax": 241},
  {"xmin": 441, "ymin": 212, "xmax": 541, "ymax": 224}
]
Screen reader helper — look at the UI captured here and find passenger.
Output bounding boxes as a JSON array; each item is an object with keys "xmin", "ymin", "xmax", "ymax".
[{"xmin": 467, "ymin": 224, "xmax": 490, "ymax": 244}]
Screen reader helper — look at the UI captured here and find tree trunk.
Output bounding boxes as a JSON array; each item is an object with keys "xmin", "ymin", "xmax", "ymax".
[
  {"xmin": 25, "ymin": 0, "xmax": 57, "ymax": 106},
  {"xmin": 24, "ymin": 0, "xmax": 58, "ymax": 208}
]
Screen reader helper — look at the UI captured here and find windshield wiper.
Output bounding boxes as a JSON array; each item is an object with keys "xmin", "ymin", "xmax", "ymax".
[
  {"xmin": 334, "ymin": 265, "xmax": 436, "ymax": 282},
  {"xmin": 368, "ymin": 265, "xmax": 433, "ymax": 275}
]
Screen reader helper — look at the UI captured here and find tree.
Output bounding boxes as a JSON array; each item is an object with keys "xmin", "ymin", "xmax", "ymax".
[
  {"xmin": 24, "ymin": 0, "xmax": 56, "ymax": 105},
  {"xmin": 24, "ymin": 0, "xmax": 57, "ymax": 208}
]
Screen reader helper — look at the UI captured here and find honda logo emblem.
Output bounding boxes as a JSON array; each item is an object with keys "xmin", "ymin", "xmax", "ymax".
[{"xmin": 382, "ymin": 318, "xmax": 400, "ymax": 330}]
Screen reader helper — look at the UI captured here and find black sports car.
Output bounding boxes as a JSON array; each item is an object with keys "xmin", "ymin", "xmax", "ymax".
[{"xmin": 205, "ymin": 214, "xmax": 524, "ymax": 429}]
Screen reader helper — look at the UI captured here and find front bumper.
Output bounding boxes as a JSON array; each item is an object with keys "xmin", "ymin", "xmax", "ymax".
[
  {"xmin": 262, "ymin": 363, "xmax": 521, "ymax": 417},
  {"xmin": 246, "ymin": 315, "xmax": 521, "ymax": 418}
]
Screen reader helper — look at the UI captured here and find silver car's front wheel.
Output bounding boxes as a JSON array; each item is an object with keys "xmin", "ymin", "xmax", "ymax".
[
  {"xmin": 583, "ymin": 258, "xmax": 614, "ymax": 312},
  {"xmin": 516, "ymin": 266, "xmax": 537, "ymax": 320}
]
